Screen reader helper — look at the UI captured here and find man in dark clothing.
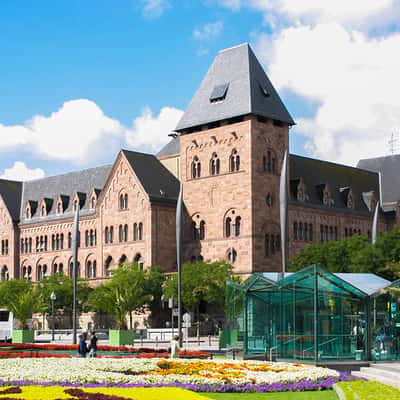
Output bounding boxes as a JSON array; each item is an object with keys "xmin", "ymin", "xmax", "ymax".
[
  {"xmin": 88, "ymin": 331, "xmax": 98, "ymax": 358},
  {"xmin": 78, "ymin": 334, "xmax": 88, "ymax": 358}
]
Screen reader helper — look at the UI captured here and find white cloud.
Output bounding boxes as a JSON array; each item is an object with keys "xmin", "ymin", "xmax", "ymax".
[
  {"xmin": 125, "ymin": 106, "xmax": 183, "ymax": 153},
  {"xmin": 0, "ymin": 99, "xmax": 123, "ymax": 164},
  {"xmin": 255, "ymin": 23, "xmax": 400, "ymax": 165},
  {"xmin": 193, "ymin": 21, "xmax": 224, "ymax": 40},
  {"xmin": 140, "ymin": 0, "xmax": 170, "ymax": 19},
  {"xmin": 217, "ymin": 0, "xmax": 400, "ymax": 30},
  {"xmin": 0, "ymin": 161, "xmax": 45, "ymax": 181}
]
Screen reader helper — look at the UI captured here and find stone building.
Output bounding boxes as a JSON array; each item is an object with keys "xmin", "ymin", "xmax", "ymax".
[{"xmin": 0, "ymin": 43, "xmax": 393, "ymax": 282}]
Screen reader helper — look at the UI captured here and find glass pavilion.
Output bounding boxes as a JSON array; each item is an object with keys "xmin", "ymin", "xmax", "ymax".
[{"xmin": 226, "ymin": 265, "xmax": 400, "ymax": 361}]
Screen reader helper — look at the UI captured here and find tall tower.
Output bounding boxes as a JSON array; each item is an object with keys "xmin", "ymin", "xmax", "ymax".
[{"xmin": 174, "ymin": 43, "xmax": 294, "ymax": 274}]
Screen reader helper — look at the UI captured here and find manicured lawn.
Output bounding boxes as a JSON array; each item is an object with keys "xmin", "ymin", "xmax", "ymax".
[{"xmin": 203, "ymin": 391, "xmax": 338, "ymax": 399}]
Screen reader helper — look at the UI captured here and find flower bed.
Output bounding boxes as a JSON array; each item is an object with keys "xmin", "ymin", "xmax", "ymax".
[
  {"xmin": 0, "ymin": 358, "xmax": 345, "ymax": 392},
  {"xmin": 0, "ymin": 385, "xmax": 210, "ymax": 399},
  {"xmin": 0, "ymin": 349, "xmax": 210, "ymax": 359}
]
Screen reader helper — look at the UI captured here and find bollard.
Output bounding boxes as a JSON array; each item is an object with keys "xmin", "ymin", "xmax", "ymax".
[{"xmin": 208, "ymin": 335, "xmax": 211, "ymax": 346}]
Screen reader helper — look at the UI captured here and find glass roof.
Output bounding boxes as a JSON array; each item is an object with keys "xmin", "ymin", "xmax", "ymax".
[{"xmin": 239, "ymin": 265, "xmax": 393, "ymax": 297}]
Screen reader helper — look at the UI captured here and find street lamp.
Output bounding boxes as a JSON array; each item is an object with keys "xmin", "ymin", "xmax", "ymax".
[{"xmin": 50, "ymin": 291, "xmax": 56, "ymax": 341}]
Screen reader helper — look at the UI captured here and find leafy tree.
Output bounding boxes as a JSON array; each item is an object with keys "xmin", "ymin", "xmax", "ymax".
[
  {"xmin": 0, "ymin": 279, "xmax": 45, "ymax": 329},
  {"xmin": 162, "ymin": 260, "xmax": 234, "ymax": 321},
  {"xmin": 89, "ymin": 263, "xmax": 159, "ymax": 329},
  {"xmin": 289, "ymin": 228, "xmax": 400, "ymax": 281},
  {"xmin": 38, "ymin": 274, "xmax": 93, "ymax": 317}
]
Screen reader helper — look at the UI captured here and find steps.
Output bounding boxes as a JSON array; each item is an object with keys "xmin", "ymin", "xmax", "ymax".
[{"xmin": 353, "ymin": 363, "xmax": 400, "ymax": 389}]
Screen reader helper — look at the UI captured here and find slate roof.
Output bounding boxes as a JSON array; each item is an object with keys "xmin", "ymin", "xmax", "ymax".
[
  {"xmin": 357, "ymin": 154, "xmax": 400, "ymax": 211},
  {"xmin": 122, "ymin": 150, "xmax": 180, "ymax": 205},
  {"xmin": 20, "ymin": 165, "xmax": 112, "ymax": 224},
  {"xmin": 175, "ymin": 43, "xmax": 294, "ymax": 132},
  {"xmin": 156, "ymin": 136, "xmax": 180, "ymax": 158},
  {"xmin": 0, "ymin": 180, "xmax": 23, "ymax": 222},
  {"xmin": 290, "ymin": 154, "xmax": 379, "ymax": 214}
]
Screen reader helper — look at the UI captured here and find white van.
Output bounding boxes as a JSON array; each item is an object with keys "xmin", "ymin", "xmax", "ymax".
[{"xmin": 0, "ymin": 310, "xmax": 13, "ymax": 341}]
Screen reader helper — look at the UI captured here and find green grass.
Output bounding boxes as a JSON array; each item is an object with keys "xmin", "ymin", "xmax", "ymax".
[
  {"xmin": 336, "ymin": 381, "xmax": 400, "ymax": 400},
  {"xmin": 201, "ymin": 390, "xmax": 338, "ymax": 399}
]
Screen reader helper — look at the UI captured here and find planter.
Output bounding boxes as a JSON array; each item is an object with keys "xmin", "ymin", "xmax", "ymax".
[
  {"xmin": 12, "ymin": 330, "xmax": 34, "ymax": 343},
  {"xmin": 108, "ymin": 329, "xmax": 134, "ymax": 346}
]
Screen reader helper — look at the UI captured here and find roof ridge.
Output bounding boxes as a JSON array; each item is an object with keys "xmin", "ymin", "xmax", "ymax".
[
  {"xmin": 218, "ymin": 43, "xmax": 249, "ymax": 53},
  {"xmin": 290, "ymin": 153, "xmax": 378, "ymax": 175},
  {"xmin": 23, "ymin": 163, "xmax": 112, "ymax": 184}
]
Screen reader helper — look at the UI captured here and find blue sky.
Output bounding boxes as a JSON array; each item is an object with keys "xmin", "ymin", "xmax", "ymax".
[{"xmin": 1, "ymin": 0, "xmax": 400, "ymax": 180}]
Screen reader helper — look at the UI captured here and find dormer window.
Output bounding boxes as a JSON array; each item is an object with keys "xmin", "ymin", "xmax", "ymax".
[
  {"xmin": 41, "ymin": 205, "xmax": 46, "ymax": 217},
  {"xmin": 210, "ymin": 82, "xmax": 229, "ymax": 103},
  {"xmin": 323, "ymin": 191, "xmax": 330, "ymax": 206},
  {"xmin": 91, "ymin": 197, "xmax": 96, "ymax": 209},
  {"xmin": 26, "ymin": 207, "xmax": 31, "ymax": 219},
  {"xmin": 73, "ymin": 200, "xmax": 78, "ymax": 212},
  {"xmin": 347, "ymin": 193, "xmax": 355, "ymax": 209}
]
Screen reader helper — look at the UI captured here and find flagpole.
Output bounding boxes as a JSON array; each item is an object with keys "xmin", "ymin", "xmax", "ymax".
[
  {"xmin": 176, "ymin": 183, "xmax": 183, "ymax": 347},
  {"xmin": 72, "ymin": 206, "xmax": 80, "ymax": 345},
  {"xmin": 279, "ymin": 151, "xmax": 288, "ymax": 280}
]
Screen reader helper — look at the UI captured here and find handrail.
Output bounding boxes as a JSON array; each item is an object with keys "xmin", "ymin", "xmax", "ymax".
[
  {"xmin": 269, "ymin": 337, "xmax": 300, "ymax": 361},
  {"xmin": 302, "ymin": 337, "xmax": 338, "ymax": 358}
]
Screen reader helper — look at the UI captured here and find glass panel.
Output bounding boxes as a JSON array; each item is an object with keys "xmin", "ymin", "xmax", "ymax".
[{"xmin": 371, "ymin": 283, "xmax": 400, "ymax": 361}]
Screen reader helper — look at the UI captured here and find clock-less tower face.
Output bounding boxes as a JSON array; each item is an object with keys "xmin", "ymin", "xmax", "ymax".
[{"xmin": 175, "ymin": 43, "xmax": 293, "ymax": 275}]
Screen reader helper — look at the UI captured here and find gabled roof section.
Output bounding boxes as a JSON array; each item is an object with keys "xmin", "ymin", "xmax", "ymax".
[
  {"xmin": 121, "ymin": 150, "xmax": 180, "ymax": 206},
  {"xmin": 357, "ymin": 154, "xmax": 400, "ymax": 211},
  {"xmin": 20, "ymin": 165, "xmax": 112, "ymax": 224},
  {"xmin": 290, "ymin": 154, "xmax": 379, "ymax": 214},
  {"xmin": 175, "ymin": 43, "xmax": 294, "ymax": 132},
  {"xmin": 0, "ymin": 179, "xmax": 23, "ymax": 222}
]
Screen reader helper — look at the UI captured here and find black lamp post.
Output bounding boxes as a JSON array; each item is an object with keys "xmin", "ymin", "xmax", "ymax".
[{"xmin": 50, "ymin": 291, "xmax": 56, "ymax": 341}]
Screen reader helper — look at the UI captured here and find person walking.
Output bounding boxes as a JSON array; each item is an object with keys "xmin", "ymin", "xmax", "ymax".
[
  {"xmin": 78, "ymin": 334, "xmax": 88, "ymax": 358},
  {"xmin": 170, "ymin": 335, "xmax": 180, "ymax": 359},
  {"xmin": 88, "ymin": 331, "xmax": 98, "ymax": 358}
]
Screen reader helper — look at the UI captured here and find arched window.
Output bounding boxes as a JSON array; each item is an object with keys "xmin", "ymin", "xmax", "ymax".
[
  {"xmin": 264, "ymin": 150, "xmax": 276, "ymax": 173},
  {"xmin": 230, "ymin": 149, "xmax": 240, "ymax": 172},
  {"xmin": 265, "ymin": 235, "xmax": 270, "ymax": 257},
  {"xmin": 227, "ymin": 248, "xmax": 237, "ymax": 263},
  {"xmin": 294, "ymin": 222, "xmax": 298, "ymax": 240},
  {"xmin": 119, "ymin": 225, "xmax": 123, "ymax": 242},
  {"xmin": 138, "ymin": 223, "xmax": 143, "ymax": 240},
  {"xmin": 191, "ymin": 156, "xmax": 201, "ymax": 179},
  {"xmin": 91, "ymin": 197, "xmax": 96, "ymax": 209},
  {"xmin": 134, "ymin": 253, "xmax": 144, "ymax": 270},
  {"xmin": 105, "ymin": 256, "xmax": 112, "ymax": 277},
  {"xmin": 109, "ymin": 226, "xmax": 113, "ymax": 243},
  {"xmin": 41, "ymin": 205, "xmax": 46, "ymax": 217},
  {"xmin": 124, "ymin": 193, "xmax": 128, "ymax": 209},
  {"xmin": 299, "ymin": 222, "xmax": 303, "ymax": 240},
  {"xmin": 37, "ymin": 264, "xmax": 47, "ymax": 281},
  {"xmin": 234, "ymin": 216, "xmax": 241, "ymax": 236},
  {"xmin": 28, "ymin": 238, "xmax": 32, "ymax": 253},
  {"xmin": 276, "ymin": 235, "xmax": 281, "ymax": 252},
  {"xmin": 68, "ymin": 232, "xmax": 72, "ymax": 248},
  {"xmin": 210, "ymin": 153, "xmax": 220, "ymax": 175},
  {"xmin": 21, "ymin": 239, "xmax": 24, "ymax": 254},
  {"xmin": 26, "ymin": 207, "xmax": 31, "ymax": 219},
  {"xmin": 133, "ymin": 223, "xmax": 138, "ymax": 241},
  {"xmin": 105, "ymin": 227, "xmax": 109, "ymax": 244},
  {"xmin": 304, "ymin": 223, "xmax": 308, "ymax": 241},
  {"xmin": 119, "ymin": 194, "xmax": 124, "ymax": 210},
  {"xmin": 57, "ymin": 202, "xmax": 62, "ymax": 215},
  {"xmin": 85, "ymin": 230, "xmax": 89, "ymax": 247},
  {"xmin": 123, "ymin": 224, "xmax": 128, "ymax": 242},
  {"xmin": 0, "ymin": 266, "xmax": 8, "ymax": 282},
  {"xmin": 119, "ymin": 254, "xmax": 127, "ymax": 265},
  {"xmin": 309, "ymin": 224, "xmax": 313, "ymax": 241},
  {"xmin": 199, "ymin": 220, "xmax": 205, "ymax": 240},
  {"xmin": 225, "ymin": 217, "xmax": 232, "ymax": 238}
]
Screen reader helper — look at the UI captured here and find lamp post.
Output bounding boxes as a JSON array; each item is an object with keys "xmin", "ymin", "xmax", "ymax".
[{"xmin": 50, "ymin": 291, "xmax": 56, "ymax": 341}]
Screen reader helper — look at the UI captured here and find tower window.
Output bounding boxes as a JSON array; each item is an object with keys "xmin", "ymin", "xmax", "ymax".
[
  {"xmin": 230, "ymin": 149, "xmax": 240, "ymax": 172},
  {"xmin": 210, "ymin": 153, "xmax": 220, "ymax": 176},
  {"xmin": 191, "ymin": 156, "xmax": 201, "ymax": 179}
]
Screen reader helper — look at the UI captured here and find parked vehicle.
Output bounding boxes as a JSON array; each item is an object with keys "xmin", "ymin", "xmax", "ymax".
[{"xmin": 0, "ymin": 310, "xmax": 13, "ymax": 341}]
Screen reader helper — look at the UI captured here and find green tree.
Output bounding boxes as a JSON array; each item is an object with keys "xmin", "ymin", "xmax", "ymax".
[
  {"xmin": 0, "ymin": 279, "xmax": 45, "ymax": 329},
  {"xmin": 162, "ymin": 260, "xmax": 234, "ymax": 323},
  {"xmin": 38, "ymin": 274, "xmax": 93, "ymax": 317},
  {"xmin": 289, "ymin": 228, "xmax": 400, "ymax": 281},
  {"xmin": 89, "ymin": 263, "xmax": 159, "ymax": 329}
]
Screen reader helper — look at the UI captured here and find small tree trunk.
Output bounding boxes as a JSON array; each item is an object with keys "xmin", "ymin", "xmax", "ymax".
[{"xmin": 129, "ymin": 311, "xmax": 133, "ymax": 330}]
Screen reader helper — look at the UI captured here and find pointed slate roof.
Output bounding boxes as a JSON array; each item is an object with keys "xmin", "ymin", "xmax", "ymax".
[
  {"xmin": 156, "ymin": 136, "xmax": 180, "ymax": 158},
  {"xmin": 121, "ymin": 150, "xmax": 180, "ymax": 206},
  {"xmin": 0, "ymin": 180, "xmax": 23, "ymax": 222},
  {"xmin": 357, "ymin": 154, "xmax": 400, "ymax": 211},
  {"xmin": 175, "ymin": 43, "xmax": 294, "ymax": 132}
]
